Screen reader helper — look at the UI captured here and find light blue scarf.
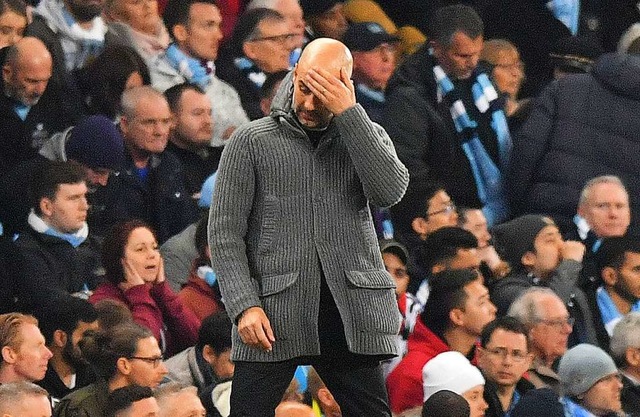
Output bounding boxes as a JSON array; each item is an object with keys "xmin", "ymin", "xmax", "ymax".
[
  {"xmin": 433, "ymin": 64, "xmax": 512, "ymax": 226},
  {"xmin": 165, "ymin": 44, "xmax": 212, "ymax": 89},
  {"xmin": 547, "ymin": 0, "xmax": 580, "ymax": 35},
  {"xmin": 596, "ymin": 286, "xmax": 640, "ymax": 335},
  {"xmin": 561, "ymin": 396, "xmax": 597, "ymax": 417},
  {"xmin": 27, "ymin": 211, "xmax": 88, "ymax": 248}
]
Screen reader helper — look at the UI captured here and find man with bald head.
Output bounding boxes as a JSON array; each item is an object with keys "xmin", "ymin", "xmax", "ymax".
[
  {"xmin": 275, "ymin": 401, "xmax": 315, "ymax": 417},
  {"xmin": 0, "ymin": 37, "xmax": 77, "ymax": 176},
  {"xmin": 209, "ymin": 38, "xmax": 408, "ymax": 416}
]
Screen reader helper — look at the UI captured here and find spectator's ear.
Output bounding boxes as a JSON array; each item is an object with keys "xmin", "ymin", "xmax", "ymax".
[
  {"xmin": 1, "ymin": 345, "xmax": 16, "ymax": 364},
  {"xmin": 172, "ymin": 24, "xmax": 188, "ymax": 45},
  {"xmin": 626, "ymin": 346, "xmax": 640, "ymax": 368},
  {"xmin": 53, "ymin": 329, "xmax": 67, "ymax": 349},
  {"xmin": 40, "ymin": 197, "xmax": 54, "ymax": 218},
  {"xmin": 601, "ymin": 266, "xmax": 618, "ymax": 287},
  {"xmin": 521, "ymin": 251, "xmax": 536, "ymax": 269},
  {"xmin": 117, "ymin": 357, "xmax": 132, "ymax": 376}
]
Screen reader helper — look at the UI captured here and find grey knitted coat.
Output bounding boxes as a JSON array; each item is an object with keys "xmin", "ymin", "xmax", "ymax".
[{"xmin": 208, "ymin": 73, "xmax": 409, "ymax": 362}]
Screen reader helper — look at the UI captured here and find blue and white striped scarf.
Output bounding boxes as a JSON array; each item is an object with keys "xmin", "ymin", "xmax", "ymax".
[
  {"xmin": 596, "ymin": 286, "xmax": 640, "ymax": 335},
  {"xmin": 433, "ymin": 64, "xmax": 512, "ymax": 225}
]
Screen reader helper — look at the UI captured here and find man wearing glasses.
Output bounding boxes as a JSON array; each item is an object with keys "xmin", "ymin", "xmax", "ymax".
[
  {"xmin": 477, "ymin": 317, "xmax": 534, "ymax": 417},
  {"xmin": 508, "ymin": 288, "xmax": 575, "ymax": 392},
  {"xmin": 217, "ymin": 8, "xmax": 299, "ymax": 120}
]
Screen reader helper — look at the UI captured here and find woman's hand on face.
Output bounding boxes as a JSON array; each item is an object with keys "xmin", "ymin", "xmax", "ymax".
[
  {"xmin": 154, "ymin": 256, "xmax": 166, "ymax": 285},
  {"xmin": 119, "ymin": 258, "xmax": 145, "ymax": 292}
]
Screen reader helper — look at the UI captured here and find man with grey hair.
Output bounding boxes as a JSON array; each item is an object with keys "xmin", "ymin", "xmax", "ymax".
[
  {"xmin": 245, "ymin": 0, "xmax": 305, "ymax": 48},
  {"xmin": 507, "ymin": 287, "xmax": 572, "ymax": 393},
  {"xmin": 0, "ymin": 381, "xmax": 51, "ymax": 417},
  {"xmin": 572, "ymin": 175, "xmax": 632, "ymax": 292},
  {"xmin": 216, "ymin": 8, "xmax": 297, "ymax": 120},
  {"xmin": 610, "ymin": 312, "xmax": 640, "ymax": 414},
  {"xmin": 155, "ymin": 383, "xmax": 208, "ymax": 417},
  {"xmin": 100, "ymin": 86, "xmax": 198, "ymax": 242},
  {"xmin": 571, "ymin": 175, "xmax": 630, "ymax": 251}
]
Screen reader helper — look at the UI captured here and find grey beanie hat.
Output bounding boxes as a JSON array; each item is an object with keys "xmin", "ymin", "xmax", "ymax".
[{"xmin": 558, "ymin": 344, "xmax": 618, "ymax": 397}]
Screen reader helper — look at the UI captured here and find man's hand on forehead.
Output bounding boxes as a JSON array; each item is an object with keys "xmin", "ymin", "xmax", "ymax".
[{"xmin": 304, "ymin": 66, "xmax": 355, "ymax": 116}]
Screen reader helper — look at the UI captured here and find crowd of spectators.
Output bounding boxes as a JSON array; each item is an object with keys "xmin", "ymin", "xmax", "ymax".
[{"xmin": 0, "ymin": 0, "xmax": 639, "ymax": 415}]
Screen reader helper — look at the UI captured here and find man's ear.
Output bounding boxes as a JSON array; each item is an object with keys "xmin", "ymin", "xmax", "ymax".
[
  {"xmin": 411, "ymin": 217, "xmax": 428, "ymax": 237},
  {"xmin": 242, "ymin": 41, "xmax": 257, "ymax": 61},
  {"xmin": 431, "ymin": 263, "xmax": 445, "ymax": 274},
  {"xmin": 172, "ymin": 24, "xmax": 188, "ymax": 44},
  {"xmin": 1, "ymin": 346, "xmax": 16, "ymax": 364},
  {"xmin": 601, "ymin": 266, "xmax": 618, "ymax": 287},
  {"xmin": 625, "ymin": 346, "xmax": 640, "ymax": 368},
  {"xmin": 116, "ymin": 357, "xmax": 131, "ymax": 375},
  {"xmin": 39, "ymin": 197, "xmax": 54, "ymax": 218},
  {"xmin": 449, "ymin": 308, "xmax": 465, "ymax": 327},
  {"xmin": 521, "ymin": 251, "xmax": 536, "ymax": 268},
  {"xmin": 431, "ymin": 39, "xmax": 443, "ymax": 60},
  {"xmin": 202, "ymin": 344, "xmax": 217, "ymax": 366},
  {"xmin": 53, "ymin": 329, "xmax": 67, "ymax": 349}
]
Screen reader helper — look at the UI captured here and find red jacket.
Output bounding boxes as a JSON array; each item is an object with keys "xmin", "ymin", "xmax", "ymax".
[
  {"xmin": 386, "ymin": 317, "xmax": 450, "ymax": 414},
  {"xmin": 90, "ymin": 280, "xmax": 201, "ymax": 357},
  {"xmin": 177, "ymin": 271, "xmax": 224, "ymax": 321}
]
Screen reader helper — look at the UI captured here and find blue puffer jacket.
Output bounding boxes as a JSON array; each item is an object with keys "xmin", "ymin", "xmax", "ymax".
[{"xmin": 509, "ymin": 53, "xmax": 640, "ymax": 235}]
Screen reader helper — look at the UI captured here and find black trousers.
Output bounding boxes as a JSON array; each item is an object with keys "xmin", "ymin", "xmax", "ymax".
[{"xmin": 229, "ymin": 274, "xmax": 392, "ymax": 417}]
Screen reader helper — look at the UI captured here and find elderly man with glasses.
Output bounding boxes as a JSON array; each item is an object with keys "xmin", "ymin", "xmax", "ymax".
[
  {"xmin": 507, "ymin": 288, "xmax": 575, "ymax": 393},
  {"xmin": 216, "ymin": 8, "xmax": 299, "ymax": 120}
]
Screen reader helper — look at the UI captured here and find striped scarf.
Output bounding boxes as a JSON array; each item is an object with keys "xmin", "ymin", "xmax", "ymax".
[{"xmin": 433, "ymin": 64, "xmax": 512, "ymax": 226}]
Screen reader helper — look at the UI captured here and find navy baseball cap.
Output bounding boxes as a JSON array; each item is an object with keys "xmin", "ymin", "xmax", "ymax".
[{"xmin": 343, "ymin": 22, "xmax": 399, "ymax": 52}]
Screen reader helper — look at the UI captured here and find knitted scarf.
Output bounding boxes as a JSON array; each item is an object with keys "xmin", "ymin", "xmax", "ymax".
[
  {"xmin": 433, "ymin": 63, "xmax": 512, "ymax": 226},
  {"xmin": 596, "ymin": 286, "xmax": 640, "ymax": 335}
]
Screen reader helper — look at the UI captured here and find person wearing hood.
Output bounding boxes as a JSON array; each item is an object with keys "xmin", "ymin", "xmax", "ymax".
[
  {"xmin": 382, "ymin": 4, "xmax": 512, "ymax": 228},
  {"xmin": 508, "ymin": 52, "xmax": 640, "ymax": 237},
  {"xmin": 13, "ymin": 161, "xmax": 103, "ymax": 312},
  {"xmin": 0, "ymin": 114, "xmax": 125, "ymax": 237},
  {"xmin": 208, "ymin": 37, "xmax": 408, "ymax": 416}
]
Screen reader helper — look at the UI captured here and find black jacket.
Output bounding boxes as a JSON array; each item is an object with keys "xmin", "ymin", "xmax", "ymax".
[
  {"xmin": 13, "ymin": 229, "xmax": 102, "ymax": 312},
  {"xmin": 38, "ymin": 364, "xmax": 97, "ymax": 407},
  {"xmin": 382, "ymin": 44, "xmax": 503, "ymax": 212},
  {"xmin": 484, "ymin": 377, "xmax": 535, "ymax": 417},
  {"xmin": 99, "ymin": 150, "xmax": 198, "ymax": 243},
  {"xmin": 509, "ymin": 53, "xmax": 640, "ymax": 236},
  {"xmin": 621, "ymin": 374, "xmax": 640, "ymax": 415}
]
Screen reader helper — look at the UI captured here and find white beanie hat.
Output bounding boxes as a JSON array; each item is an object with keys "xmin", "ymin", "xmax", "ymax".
[{"xmin": 423, "ymin": 351, "xmax": 486, "ymax": 402}]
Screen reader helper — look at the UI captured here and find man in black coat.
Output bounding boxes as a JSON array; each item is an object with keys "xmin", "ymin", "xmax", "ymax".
[
  {"xmin": 382, "ymin": 5, "xmax": 511, "ymax": 226},
  {"xmin": 0, "ymin": 37, "xmax": 77, "ymax": 177},
  {"xmin": 99, "ymin": 86, "xmax": 198, "ymax": 243}
]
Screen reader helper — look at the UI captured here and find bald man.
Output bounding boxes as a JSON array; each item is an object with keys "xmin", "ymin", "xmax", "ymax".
[
  {"xmin": 0, "ymin": 36, "xmax": 77, "ymax": 176},
  {"xmin": 275, "ymin": 402, "xmax": 315, "ymax": 417},
  {"xmin": 209, "ymin": 38, "xmax": 408, "ymax": 416}
]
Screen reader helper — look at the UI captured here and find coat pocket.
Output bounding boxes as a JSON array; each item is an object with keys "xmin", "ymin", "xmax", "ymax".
[
  {"xmin": 258, "ymin": 272, "xmax": 299, "ymax": 340},
  {"xmin": 344, "ymin": 270, "xmax": 400, "ymax": 335}
]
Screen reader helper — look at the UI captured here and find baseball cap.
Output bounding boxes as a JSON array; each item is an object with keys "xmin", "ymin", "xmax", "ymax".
[{"xmin": 343, "ymin": 22, "xmax": 399, "ymax": 52}]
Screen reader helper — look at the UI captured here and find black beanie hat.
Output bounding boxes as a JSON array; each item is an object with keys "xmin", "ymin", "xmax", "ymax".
[{"xmin": 492, "ymin": 215, "xmax": 556, "ymax": 269}]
